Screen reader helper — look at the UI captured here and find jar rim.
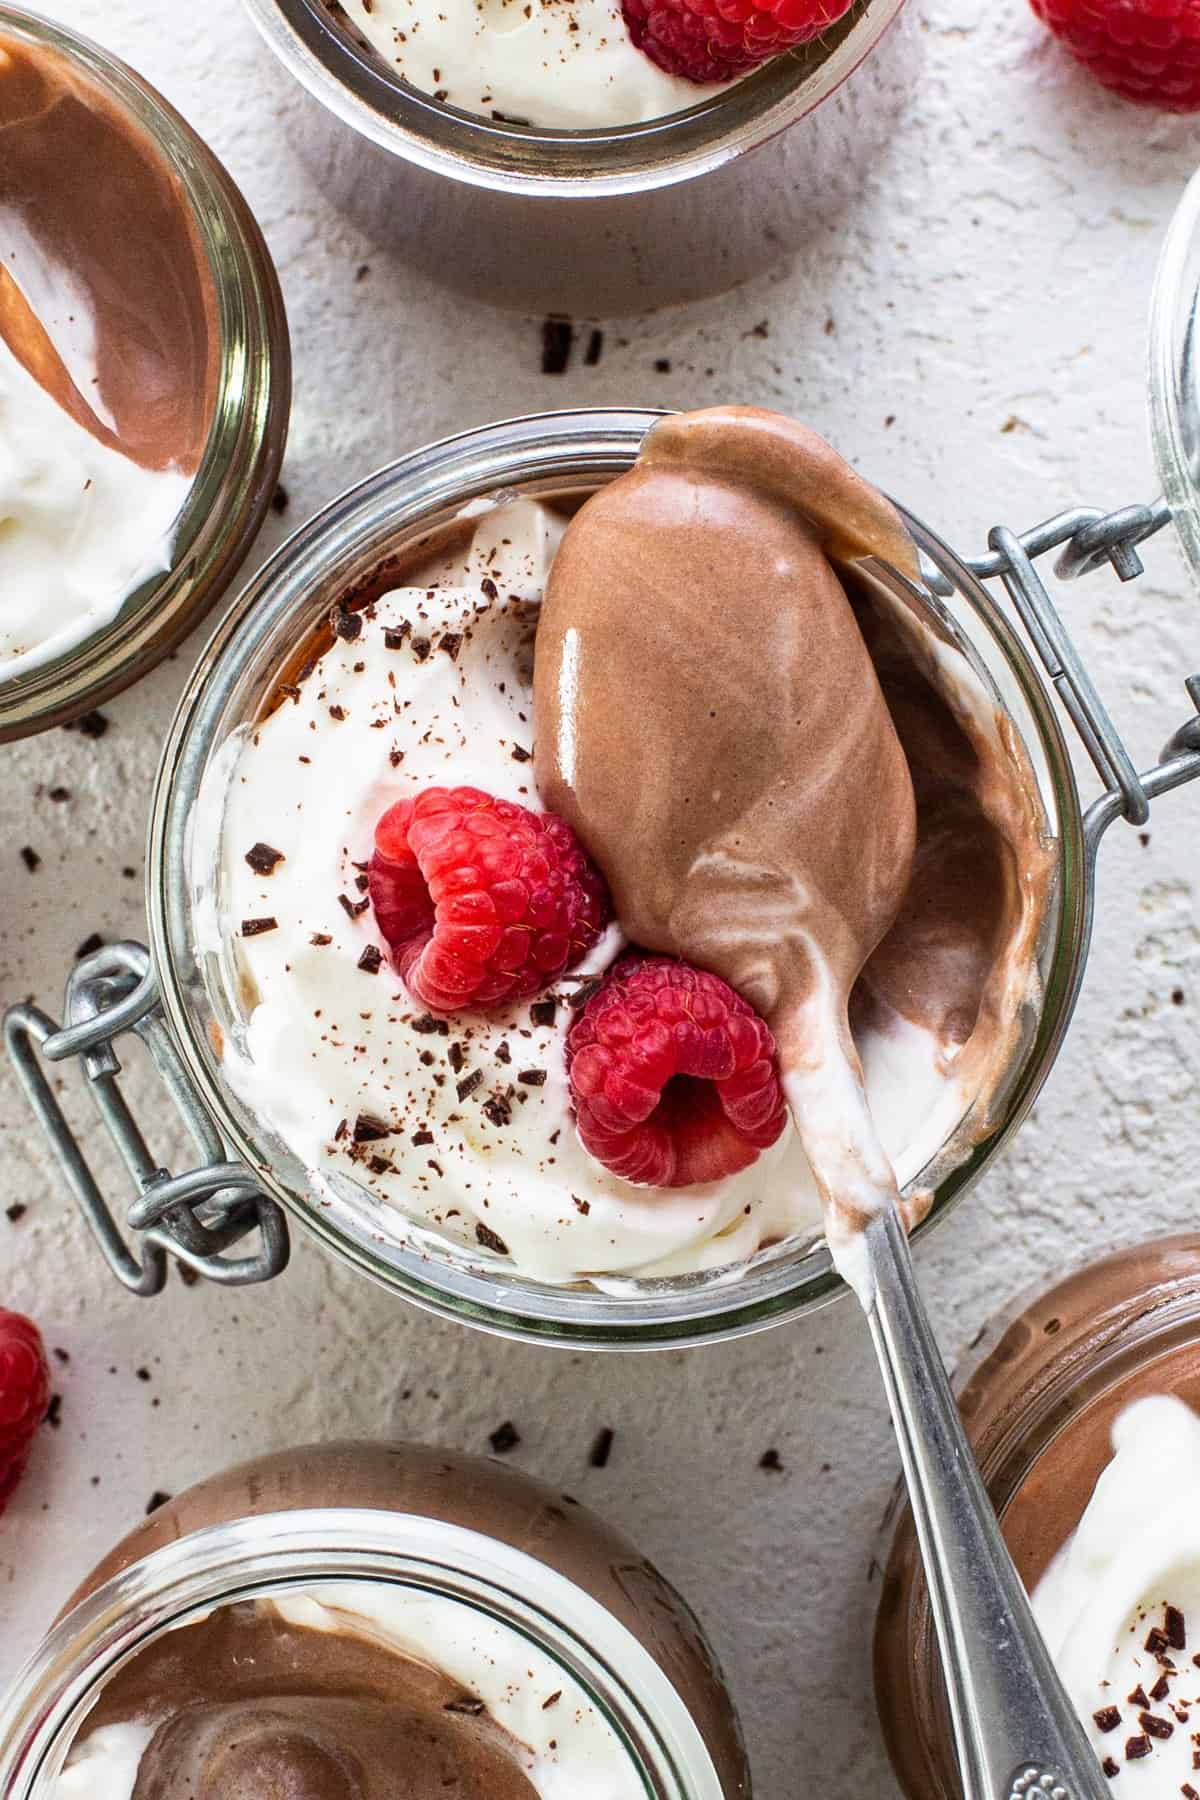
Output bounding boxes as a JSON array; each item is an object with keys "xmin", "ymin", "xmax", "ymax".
[
  {"xmin": 0, "ymin": 1507, "xmax": 721, "ymax": 1800},
  {"xmin": 0, "ymin": 4, "xmax": 290, "ymax": 740},
  {"xmin": 146, "ymin": 407, "xmax": 1089, "ymax": 1348},
  {"xmin": 242, "ymin": 0, "xmax": 904, "ymax": 195}
]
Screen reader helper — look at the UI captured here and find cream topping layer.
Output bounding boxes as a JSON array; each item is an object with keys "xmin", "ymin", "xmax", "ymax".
[
  {"xmin": 1033, "ymin": 1395, "xmax": 1200, "ymax": 1795},
  {"xmin": 337, "ymin": 0, "xmax": 726, "ymax": 129},
  {"xmin": 0, "ymin": 339, "xmax": 188, "ymax": 679},
  {"xmin": 211, "ymin": 499, "xmax": 982, "ymax": 1287}
]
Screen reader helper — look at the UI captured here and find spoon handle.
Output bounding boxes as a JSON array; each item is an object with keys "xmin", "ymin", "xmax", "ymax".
[{"xmin": 863, "ymin": 1206, "xmax": 1109, "ymax": 1800}]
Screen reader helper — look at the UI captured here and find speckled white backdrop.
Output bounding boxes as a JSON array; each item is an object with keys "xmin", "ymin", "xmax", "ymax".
[{"xmin": 2, "ymin": 3, "xmax": 1199, "ymax": 1794}]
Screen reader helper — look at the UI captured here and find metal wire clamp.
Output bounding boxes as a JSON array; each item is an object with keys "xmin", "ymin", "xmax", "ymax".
[
  {"xmin": 4, "ymin": 941, "xmax": 289, "ymax": 1294},
  {"xmin": 960, "ymin": 497, "xmax": 1200, "ymax": 848}
]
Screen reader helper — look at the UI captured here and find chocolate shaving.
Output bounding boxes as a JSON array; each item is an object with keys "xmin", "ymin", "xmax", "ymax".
[
  {"xmin": 568, "ymin": 979, "xmax": 602, "ymax": 1010},
  {"xmin": 411, "ymin": 637, "xmax": 431, "ymax": 662},
  {"xmin": 1147, "ymin": 1627, "xmax": 1170, "ymax": 1657},
  {"xmin": 439, "ymin": 633, "xmax": 463, "ymax": 661},
  {"xmin": 1101, "ymin": 1758, "xmax": 1119, "ymax": 1780},
  {"xmin": 457, "ymin": 1070, "xmax": 484, "ymax": 1101},
  {"xmin": 240, "ymin": 917, "xmax": 278, "ymax": 936},
  {"xmin": 481, "ymin": 577, "xmax": 498, "ymax": 601},
  {"xmin": 6, "ymin": 1203, "xmax": 26, "ymax": 1223},
  {"xmin": 328, "ymin": 704, "xmax": 347, "ymax": 722},
  {"xmin": 511, "ymin": 743, "xmax": 532, "ymax": 762},
  {"xmin": 572, "ymin": 1195, "xmax": 590, "ymax": 1215},
  {"xmin": 411, "ymin": 1013, "xmax": 448, "ymax": 1035},
  {"xmin": 759, "ymin": 1448, "xmax": 784, "ymax": 1473},
  {"xmin": 530, "ymin": 998, "xmax": 558, "ymax": 1028},
  {"xmin": 338, "ymin": 893, "xmax": 370, "ymax": 918},
  {"xmin": 589, "ymin": 1427, "xmax": 614, "ymax": 1469},
  {"xmin": 542, "ymin": 1691, "xmax": 562, "ymax": 1711},
  {"xmin": 412, "ymin": 1129, "xmax": 434, "ymax": 1146},
  {"xmin": 1129, "ymin": 1686, "xmax": 1151, "ymax": 1710},
  {"xmin": 445, "ymin": 1696, "xmax": 486, "ymax": 1716},
  {"xmin": 145, "ymin": 1489, "xmax": 172, "ymax": 1514},
  {"xmin": 488, "ymin": 1419, "xmax": 520, "ymax": 1454},
  {"xmin": 357, "ymin": 944, "xmax": 383, "ymax": 974},
  {"xmin": 1125, "ymin": 1735, "xmax": 1151, "ymax": 1760},
  {"xmin": 517, "ymin": 1069, "xmax": 547, "ymax": 1086},
  {"xmin": 330, "ymin": 602, "xmax": 362, "ymax": 642},
  {"xmin": 475, "ymin": 1222, "xmax": 509, "ymax": 1255},
  {"xmin": 245, "ymin": 842, "xmax": 285, "ymax": 875},
  {"xmin": 482, "ymin": 1095, "xmax": 512, "ymax": 1127},
  {"xmin": 1151, "ymin": 1675, "xmax": 1171, "ymax": 1703},
  {"xmin": 76, "ymin": 932, "xmax": 104, "ymax": 958},
  {"xmin": 19, "ymin": 846, "xmax": 39, "ymax": 872},
  {"xmin": 541, "ymin": 316, "xmax": 574, "ymax": 375},
  {"xmin": 352, "ymin": 1113, "xmax": 391, "ymax": 1143},
  {"xmin": 384, "ymin": 624, "xmax": 411, "ymax": 650},
  {"xmin": 1094, "ymin": 1708, "xmax": 1122, "ymax": 1734},
  {"xmin": 1167, "ymin": 1606, "xmax": 1188, "ymax": 1650},
  {"xmin": 1140, "ymin": 1713, "xmax": 1174, "ymax": 1740},
  {"xmin": 448, "ymin": 1042, "xmax": 465, "ymax": 1073},
  {"xmin": 310, "ymin": 932, "xmax": 333, "ymax": 946}
]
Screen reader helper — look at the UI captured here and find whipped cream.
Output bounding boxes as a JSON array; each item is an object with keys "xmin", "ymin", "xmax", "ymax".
[
  {"xmin": 337, "ymin": 0, "xmax": 726, "ymax": 129},
  {"xmin": 53, "ymin": 1583, "xmax": 642, "ymax": 1798},
  {"xmin": 1033, "ymin": 1395, "xmax": 1200, "ymax": 1793},
  {"xmin": 210, "ymin": 498, "xmax": 986, "ymax": 1287},
  {"xmin": 0, "ymin": 338, "xmax": 189, "ymax": 679}
]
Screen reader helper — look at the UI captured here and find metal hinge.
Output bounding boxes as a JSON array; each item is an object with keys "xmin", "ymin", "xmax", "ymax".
[{"xmin": 5, "ymin": 942, "xmax": 289, "ymax": 1295}]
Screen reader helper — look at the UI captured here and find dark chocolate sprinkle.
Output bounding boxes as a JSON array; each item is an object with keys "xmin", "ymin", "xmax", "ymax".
[
  {"xmin": 488, "ymin": 1419, "xmax": 520, "ymax": 1454},
  {"xmin": 541, "ymin": 316, "xmax": 574, "ymax": 375},
  {"xmin": 240, "ymin": 917, "xmax": 278, "ymax": 937},
  {"xmin": 1167, "ymin": 1606, "xmax": 1188, "ymax": 1650},
  {"xmin": 457, "ymin": 1070, "xmax": 484, "ymax": 1101},
  {"xmin": 589, "ymin": 1427, "xmax": 614, "ymax": 1469},
  {"xmin": 67, "ymin": 709, "xmax": 109, "ymax": 738},
  {"xmin": 530, "ymin": 998, "xmax": 557, "ymax": 1028},
  {"xmin": 310, "ymin": 932, "xmax": 333, "ymax": 946},
  {"xmin": 6, "ymin": 1203, "xmax": 26, "ymax": 1223},
  {"xmin": 330, "ymin": 602, "xmax": 362, "ymax": 642},
  {"xmin": 19, "ymin": 846, "xmax": 39, "ymax": 872},
  {"xmin": 482, "ymin": 1095, "xmax": 512, "ymax": 1128},
  {"xmin": 245, "ymin": 842, "xmax": 285, "ymax": 875},
  {"xmin": 439, "ymin": 633, "xmax": 463, "ymax": 661},
  {"xmin": 48, "ymin": 785, "xmax": 71, "ymax": 803},
  {"xmin": 445, "ymin": 1695, "xmax": 486, "ymax": 1716},
  {"xmin": 384, "ymin": 623, "xmax": 411, "ymax": 650},
  {"xmin": 357, "ymin": 944, "xmax": 383, "ymax": 974},
  {"xmin": 542, "ymin": 1691, "xmax": 562, "ymax": 1711},
  {"xmin": 145, "ymin": 1489, "xmax": 172, "ymax": 1513},
  {"xmin": 411, "ymin": 1013, "xmax": 448, "ymax": 1035},
  {"xmin": 511, "ymin": 744, "xmax": 532, "ymax": 762},
  {"xmin": 448, "ymin": 1042, "xmax": 465, "ymax": 1073},
  {"xmin": 517, "ymin": 1069, "xmax": 547, "ymax": 1086},
  {"xmin": 45, "ymin": 1394, "xmax": 62, "ymax": 1428},
  {"xmin": 412, "ymin": 1129, "xmax": 435, "ymax": 1147},
  {"xmin": 352, "ymin": 1113, "xmax": 392, "ymax": 1143},
  {"xmin": 76, "ymin": 933, "xmax": 105, "ymax": 958},
  {"xmin": 411, "ymin": 638, "xmax": 431, "ymax": 662},
  {"xmin": 475, "ymin": 1222, "xmax": 509, "ymax": 1256},
  {"xmin": 338, "ymin": 893, "xmax": 370, "ymax": 919},
  {"xmin": 568, "ymin": 979, "xmax": 602, "ymax": 1010},
  {"xmin": 759, "ymin": 1448, "xmax": 784, "ymax": 1473},
  {"xmin": 584, "ymin": 327, "xmax": 604, "ymax": 366}
]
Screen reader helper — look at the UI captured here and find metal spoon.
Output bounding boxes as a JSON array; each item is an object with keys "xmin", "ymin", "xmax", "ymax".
[{"xmin": 861, "ymin": 1204, "xmax": 1108, "ymax": 1800}]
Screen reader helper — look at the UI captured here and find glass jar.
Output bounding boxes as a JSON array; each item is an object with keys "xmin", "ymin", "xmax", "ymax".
[
  {"xmin": 872, "ymin": 1234, "xmax": 1200, "ymax": 1800},
  {"xmin": 0, "ymin": 1440, "xmax": 747, "ymax": 1800},
  {"xmin": 240, "ymin": 0, "xmax": 913, "ymax": 312},
  {"xmin": 0, "ymin": 6, "xmax": 291, "ymax": 742}
]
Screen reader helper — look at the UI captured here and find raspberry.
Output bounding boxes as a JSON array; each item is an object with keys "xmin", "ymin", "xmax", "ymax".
[
  {"xmin": 622, "ymin": 0, "xmax": 854, "ymax": 83},
  {"xmin": 368, "ymin": 787, "xmax": 609, "ymax": 1014},
  {"xmin": 566, "ymin": 955, "xmax": 787, "ymax": 1188},
  {"xmin": 0, "ymin": 1309, "xmax": 50, "ymax": 1513},
  {"xmin": 1030, "ymin": 0, "xmax": 1200, "ymax": 111}
]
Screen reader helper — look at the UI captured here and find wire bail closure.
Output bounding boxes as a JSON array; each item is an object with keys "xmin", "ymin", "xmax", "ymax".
[
  {"xmin": 943, "ymin": 497, "xmax": 1200, "ymax": 847},
  {"xmin": 4, "ymin": 942, "xmax": 289, "ymax": 1294}
]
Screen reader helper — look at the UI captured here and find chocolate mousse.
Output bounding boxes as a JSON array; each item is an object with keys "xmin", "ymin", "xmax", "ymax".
[
  {"xmin": 535, "ymin": 406, "xmax": 1051, "ymax": 1258},
  {"xmin": 0, "ymin": 36, "xmax": 217, "ymax": 471},
  {"xmin": 50, "ymin": 1442, "xmax": 749, "ymax": 1800},
  {"xmin": 0, "ymin": 30, "xmax": 219, "ymax": 679},
  {"xmin": 77, "ymin": 1603, "xmax": 539, "ymax": 1800}
]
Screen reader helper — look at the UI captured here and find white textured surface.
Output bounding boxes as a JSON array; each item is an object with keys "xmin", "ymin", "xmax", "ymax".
[{"xmin": 1, "ymin": 6, "xmax": 1199, "ymax": 1797}]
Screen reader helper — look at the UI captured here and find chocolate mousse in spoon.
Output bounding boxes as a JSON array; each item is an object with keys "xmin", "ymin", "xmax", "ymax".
[{"xmin": 535, "ymin": 405, "xmax": 921, "ymax": 1268}]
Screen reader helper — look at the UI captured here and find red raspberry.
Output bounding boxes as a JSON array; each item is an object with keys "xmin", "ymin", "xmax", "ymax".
[
  {"xmin": 1030, "ymin": 0, "xmax": 1200, "ymax": 111},
  {"xmin": 566, "ymin": 955, "xmax": 788, "ymax": 1188},
  {"xmin": 368, "ymin": 787, "xmax": 609, "ymax": 1014},
  {"xmin": 0, "ymin": 1310, "xmax": 50, "ymax": 1514},
  {"xmin": 622, "ymin": 0, "xmax": 854, "ymax": 83}
]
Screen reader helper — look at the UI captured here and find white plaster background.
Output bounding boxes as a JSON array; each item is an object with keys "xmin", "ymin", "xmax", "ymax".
[{"xmin": 1, "ymin": 3, "xmax": 1199, "ymax": 1794}]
